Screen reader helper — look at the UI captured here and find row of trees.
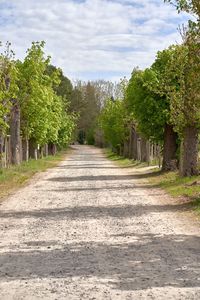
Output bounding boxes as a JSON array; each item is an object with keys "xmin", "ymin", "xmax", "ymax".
[
  {"xmin": 0, "ymin": 41, "xmax": 77, "ymax": 166},
  {"xmin": 0, "ymin": 41, "xmax": 127, "ymax": 166},
  {"xmin": 98, "ymin": 0, "xmax": 200, "ymax": 177},
  {"xmin": 69, "ymin": 80, "xmax": 122, "ymax": 145}
]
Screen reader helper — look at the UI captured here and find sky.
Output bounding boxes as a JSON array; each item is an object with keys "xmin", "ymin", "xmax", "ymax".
[{"xmin": 0, "ymin": 0, "xmax": 190, "ymax": 82}]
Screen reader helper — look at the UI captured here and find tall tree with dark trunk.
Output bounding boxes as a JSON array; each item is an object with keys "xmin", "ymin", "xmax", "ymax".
[
  {"xmin": 162, "ymin": 124, "xmax": 178, "ymax": 171},
  {"xmin": 0, "ymin": 42, "xmax": 18, "ymax": 166},
  {"xmin": 10, "ymin": 98, "xmax": 21, "ymax": 164},
  {"xmin": 125, "ymin": 60, "xmax": 179, "ymax": 171},
  {"xmin": 166, "ymin": 43, "xmax": 200, "ymax": 176},
  {"xmin": 150, "ymin": 47, "xmax": 183, "ymax": 171},
  {"xmin": 164, "ymin": 0, "xmax": 200, "ymax": 176}
]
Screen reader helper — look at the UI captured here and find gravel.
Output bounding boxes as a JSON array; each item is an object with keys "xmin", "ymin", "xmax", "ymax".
[{"xmin": 0, "ymin": 145, "xmax": 199, "ymax": 300}]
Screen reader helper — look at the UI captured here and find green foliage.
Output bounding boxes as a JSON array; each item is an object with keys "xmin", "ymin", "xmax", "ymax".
[
  {"xmin": 15, "ymin": 41, "xmax": 77, "ymax": 147},
  {"xmin": 70, "ymin": 81, "xmax": 101, "ymax": 144},
  {"xmin": 99, "ymin": 99, "xmax": 127, "ymax": 149},
  {"xmin": 46, "ymin": 65, "xmax": 73, "ymax": 109},
  {"xmin": 125, "ymin": 68, "xmax": 167, "ymax": 143},
  {"xmin": 163, "ymin": 1, "xmax": 200, "ymax": 131},
  {"xmin": 164, "ymin": 0, "xmax": 200, "ymax": 16},
  {"xmin": 164, "ymin": 43, "xmax": 200, "ymax": 133},
  {"xmin": 0, "ymin": 40, "xmax": 78, "ymax": 155},
  {"xmin": 86, "ymin": 127, "xmax": 95, "ymax": 145},
  {"xmin": 57, "ymin": 111, "xmax": 77, "ymax": 148},
  {"xmin": 0, "ymin": 42, "xmax": 18, "ymax": 133},
  {"xmin": 17, "ymin": 41, "xmax": 53, "ymax": 143}
]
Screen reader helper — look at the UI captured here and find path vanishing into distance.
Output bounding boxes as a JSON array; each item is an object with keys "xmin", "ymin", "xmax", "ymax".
[{"xmin": 0, "ymin": 145, "xmax": 200, "ymax": 300}]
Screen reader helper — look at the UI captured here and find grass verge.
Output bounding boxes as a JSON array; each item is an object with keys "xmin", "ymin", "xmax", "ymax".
[
  {"xmin": 105, "ymin": 149, "xmax": 149, "ymax": 168},
  {"xmin": 149, "ymin": 171, "xmax": 200, "ymax": 214},
  {"xmin": 0, "ymin": 150, "xmax": 70, "ymax": 201},
  {"xmin": 105, "ymin": 148, "xmax": 200, "ymax": 215}
]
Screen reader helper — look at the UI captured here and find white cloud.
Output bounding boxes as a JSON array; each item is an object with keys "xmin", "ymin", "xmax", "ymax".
[{"xmin": 0, "ymin": 0, "xmax": 190, "ymax": 81}]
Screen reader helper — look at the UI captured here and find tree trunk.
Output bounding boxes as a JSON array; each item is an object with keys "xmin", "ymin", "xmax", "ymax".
[
  {"xmin": 29, "ymin": 139, "xmax": 38, "ymax": 160},
  {"xmin": 146, "ymin": 141, "xmax": 150, "ymax": 165},
  {"xmin": 180, "ymin": 126, "xmax": 199, "ymax": 177},
  {"xmin": 123, "ymin": 139, "xmax": 129, "ymax": 158},
  {"xmin": 162, "ymin": 124, "xmax": 178, "ymax": 171},
  {"xmin": 0, "ymin": 134, "xmax": 5, "ymax": 168},
  {"xmin": 10, "ymin": 99, "xmax": 21, "ymax": 165},
  {"xmin": 37, "ymin": 146, "xmax": 44, "ymax": 159},
  {"xmin": 48, "ymin": 143, "xmax": 57, "ymax": 156},
  {"xmin": 22, "ymin": 138, "xmax": 29, "ymax": 161},
  {"xmin": 128, "ymin": 126, "xmax": 133, "ymax": 159},
  {"xmin": 141, "ymin": 137, "xmax": 148, "ymax": 162},
  {"xmin": 119, "ymin": 144, "xmax": 123, "ymax": 156},
  {"xmin": 43, "ymin": 144, "xmax": 49, "ymax": 157},
  {"xmin": 129, "ymin": 125, "xmax": 138, "ymax": 160},
  {"xmin": 137, "ymin": 138, "xmax": 142, "ymax": 161}
]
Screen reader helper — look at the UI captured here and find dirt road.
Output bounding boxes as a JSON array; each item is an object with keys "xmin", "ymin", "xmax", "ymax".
[{"xmin": 0, "ymin": 146, "xmax": 199, "ymax": 299}]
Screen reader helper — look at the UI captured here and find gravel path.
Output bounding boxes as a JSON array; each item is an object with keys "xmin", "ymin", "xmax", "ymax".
[{"xmin": 0, "ymin": 145, "xmax": 200, "ymax": 300}]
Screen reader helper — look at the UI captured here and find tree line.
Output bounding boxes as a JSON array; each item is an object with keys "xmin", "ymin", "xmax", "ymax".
[
  {"xmin": 0, "ymin": 41, "xmax": 77, "ymax": 166},
  {"xmin": 98, "ymin": 0, "xmax": 200, "ymax": 177},
  {"xmin": 0, "ymin": 40, "xmax": 122, "ymax": 167},
  {"xmin": 1, "ymin": 0, "xmax": 199, "ymax": 178}
]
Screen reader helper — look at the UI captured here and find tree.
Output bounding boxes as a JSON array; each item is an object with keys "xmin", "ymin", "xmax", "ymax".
[
  {"xmin": 164, "ymin": 0, "xmax": 200, "ymax": 15},
  {"xmin": 70, "ymin": 81, "xmax": 101, "ymax": 144},
  {"xmin": 99, "ymin": 99, "xmax": 127, "ymax": 153},
  {"xmin": 150, "ymin": 47, "xmax": 179, "ymax": 171},
  {"xmin": 164, "ymin": 0, "xmax": 200, "ymax": 176},
  {"xmin": 18, "ymin": 42, "xmax": 51, "ymax": 149},
  {"xmin": 165, "ymin": 43, "xmax": 200, "ymax": 176},
  {"xmin": 0, "ymin": 42, "xmax": 19, "ymax": 165},
  {"xmin": 45, "ymin": 65, "xmax": 77, "ymax": 149},
  {"xmin": 126, "ymin": 57, "xmax": 178, "ymax": 171},
  {"xmin": 18, "ymin": 42, "xmax": 65, "ymax": 158},
  {"xmin": 46, "ymin": 65, "xmax": 73, "ymax": 108}
]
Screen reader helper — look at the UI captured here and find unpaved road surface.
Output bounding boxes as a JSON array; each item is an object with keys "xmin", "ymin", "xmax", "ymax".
[{"xmin": 0, "ymin": 146, "xmax": 200, "ymax": 300}]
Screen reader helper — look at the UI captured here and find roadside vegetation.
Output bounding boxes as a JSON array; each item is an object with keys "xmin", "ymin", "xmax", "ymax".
[
  {"xmin": 98, "ymin": 7, "xmax": 200, "ymax": 178},
  {"xmin": 149, "ymin": 172, "xmax": 200, "ymax": 214},
  {"xmin": 106, "ymin": 149, "xmax": 200, "ymax": 215},
  {"xmin": 0, "ymin": 150, "xmax": 69, "ymax": 200},
  {"xmin": 0, "ymin": 0, "xmax": 199, "ymax": 212}
]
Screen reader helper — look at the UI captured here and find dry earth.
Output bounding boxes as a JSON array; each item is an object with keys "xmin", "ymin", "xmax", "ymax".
[{"xmin": 0, "ymin": 145, "xmax": 200, "ymax": 300}]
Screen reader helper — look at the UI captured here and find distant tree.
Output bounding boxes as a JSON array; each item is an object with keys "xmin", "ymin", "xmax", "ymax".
[
  {"xmin": 99, "ymin": 99, "xmax": 127, "ymax": 153},
  {"xmin": 46, "ymin": 65, "xmax": 73, "ymax": 108}
]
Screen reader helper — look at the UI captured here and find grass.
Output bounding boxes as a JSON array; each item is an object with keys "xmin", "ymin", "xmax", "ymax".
[
  {"xmin": 105, "ymin": 148, "xmax": 200, "ymax": 215},
  {"xmin": 0, "ymin": 150, "xmax": 69, "ymax": 200},
  {"xmin": 149, "ymin": 171, "xmax": 200, "ymax": 214},
  {"xmin": 105, "ymin": 149, "xmax": 149, "ymax": 168}
]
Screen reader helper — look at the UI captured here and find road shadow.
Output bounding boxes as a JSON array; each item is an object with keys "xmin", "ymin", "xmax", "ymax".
[
  {"xmin": 47, "ymin": 170, "xmax": 165, "ymax": 183},
  {"xmin": 0, "ymin": 203, "xmax": 191, "ymax": 220},
  {"xmin": 0, "ymin": 234, "xmax": 199, "ymax": 291},
  {"xmin": 48, "ymin": 175, "xmax": 139, "ymax": 182},
  {"xmin": 66, "ymin": 158, "xmax": 106, "ymax": 162},
  {"xmin": 46, "ymin": 185, "xmax": 154, "ymax": 192},
  {"xmin": 57, "ymin": 165, "xmax": 121, "ymax": 169}
]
